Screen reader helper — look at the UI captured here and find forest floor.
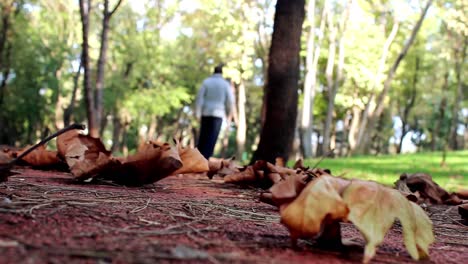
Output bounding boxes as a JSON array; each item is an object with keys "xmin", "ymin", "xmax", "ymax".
[{"xmin": 0, "ymin": 168, "xmax": 467, "ymax": 264}]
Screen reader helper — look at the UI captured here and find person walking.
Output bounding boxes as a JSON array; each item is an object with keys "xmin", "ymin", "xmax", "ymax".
[{"xmin": 195, "ymin": 65, "xmax": 234, "ymax": 159}]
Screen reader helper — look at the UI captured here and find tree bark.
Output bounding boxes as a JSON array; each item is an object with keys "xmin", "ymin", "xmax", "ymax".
[
  {"xmin": 300, "ymin": 0, "xmax": 328, "ymax": 158},
  {"xmin": 449, "ymin": 36, "xmax": 466, "ymax": 150},
  {"xmin": 236, "ymin": 80, "xmax": 246, "ymax": 161},
  {"xmin": 322, "ymin": 0, "xmax": 352, "ymax": 154},
  {"xmin": 64, "ymin": 58, "xmax": 82, "ymax": 126},
  {"xmin": 95, "ymin": 0, "xmax": 123, "ymax": 138},
  {"xmin": 252, "ymin": 0, "xmax": 305, "ymax": 164},
  {"xmin": 431, "ymin": 71, "xmax": 449, "ymax": 151},
  {"xmin": 397, "ymin": 57, "xmax": 419, "ymax": 154},
  {"xmin": 79, "ymin": 0, "xmax": 97, "ymax": 137}
]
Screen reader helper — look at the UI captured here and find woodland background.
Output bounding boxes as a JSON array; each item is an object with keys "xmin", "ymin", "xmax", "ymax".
[{"xmin": 0, "ymin": 0, "xmax": 466, "ymax": 164}]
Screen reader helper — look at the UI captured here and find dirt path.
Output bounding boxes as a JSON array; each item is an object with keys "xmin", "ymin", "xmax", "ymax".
[{"xmin": 0, "ymin": 169, "xmax": 466, "ymax": 263}]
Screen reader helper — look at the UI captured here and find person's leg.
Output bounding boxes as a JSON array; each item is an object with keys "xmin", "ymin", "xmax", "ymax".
[{"xmin": 197, "ymin": 116, "xmax": 223, "ymax": 159}]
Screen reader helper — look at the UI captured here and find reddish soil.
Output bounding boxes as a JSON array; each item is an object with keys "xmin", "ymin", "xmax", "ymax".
[{"xmin": 0, "ymin": 168, "xmax": 467, "ymax": 264}]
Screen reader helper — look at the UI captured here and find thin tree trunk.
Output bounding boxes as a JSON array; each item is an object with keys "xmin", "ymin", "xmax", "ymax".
[
  {"xmin": 431, "ymin": 71, "xmax": 449, "ymax": 151},
  {"xmin": 252, "ymin": 0, "xmax": 305, "ymax": 164},
  {"xmin": 347, "ymin": 105, "xmax": 360, "ymax": 153},
  {"xmin": 449, "ymin": 36, "xmax": 467, "ymax": 150},
  {"xmin": 236, "ymin": 79, "xmax": 246, "ymax": 161},
  {"xmin": 79, "ymin": 0, "xmax": 97, "ymax": 137},
  {"xmin": 300, "ymin": 0, "xmax": 328, "ymax": 158},
  {"xmin": 322, "ymin": 0, "xmax": 351, "ymax": 154},
  {"xmin": 397, "ymin": 57, "xmax": 419, "ymax": 154},
  {"xmin": 64, "ymin": 58, "xmax": 82, "ymax": 126},
  {"xmin": 54, "ymin": 67, "xmax": 65, "ymax": 130},
  {"xmin": 95, "ymin": 0, "xmax": 123, "ymax": 138}
]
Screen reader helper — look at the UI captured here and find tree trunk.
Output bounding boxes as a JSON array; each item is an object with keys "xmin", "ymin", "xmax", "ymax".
[
  {"xmin": 347, "ymin": 105, "xmax": 360, "ymax": 153},
  {"xmin": 79, "ymin": 0, "xmax": 97, "ymax": 137},
  {"xmin": 95, "ymin": 0, "xmax": 123, "ymax": 138},
  {"xmin": 54, "ymin": 67, "xmax": 65, "ymax": 130},
  {"xmin": 64, "ymin": 58, "xmax": 82, "ymax": 126},
  {"xmin": 449, "ymin": 36, "xmax": 466, "ymax": 150},
  {"xmin": 300, "ymin": 0, "xmax": 328, "ymax": 158},
  {"xmin": 236, "ymin": 79, "xmax": 246, "ymax": 161},
  {"xmin": 431, "ymin": 71, "xmax": 449, "ymax": 151},
  {"xmin": 252, "ymin": 0, "xmax": 305, "ymax": 164},
  {"xmin": 397, "ymin": 57, "xmax": 419, "ymax": 154},
  {"xmin": 322, "ymin": 0, "xmax": 352, "ymax": 154},
  {"xmin": 361, "ymin": 0, "xmax": 433, "ymax": 153},
  {"xmin": 110, "ymin": 113, "xmax": 121, "ymax": 153}
]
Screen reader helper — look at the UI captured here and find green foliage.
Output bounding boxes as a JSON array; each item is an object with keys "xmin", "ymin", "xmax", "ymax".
[{"xmin": 0, "ymin": 0, "xmax": 466, "ymax": 158}]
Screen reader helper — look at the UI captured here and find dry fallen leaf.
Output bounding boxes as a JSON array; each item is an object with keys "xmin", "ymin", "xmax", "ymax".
[
  {"xmin": 459, "ymin": 204, "xmax": 468, "ymax": 222},
  {"xmin": 342, "ymin": 179, "xmax": 434, "ymax": 263},
  {"xmin": 207, "ymin": 157, "xmax": 241, "ymax": 179},
  {"xmin": 57, "ymin": 130, "xmax": 113, "ymax": 179},
  {"xmin": 17, "ymin": 145, "xmax": 62, "ymax": 168},
  {"xmin": 108, "ymin": 141, "xmax": 182, "ymax": 185},
  {"xmin": 395, "ymin": 173, "xmax": 462, "ymax": 205},
  {"xmin": 171, "ymin": 140, "xmax": 209, "ymax": 175},
  {"xmin": 274, "ymin": 175, "xmax": 434, "ymax": 263}
]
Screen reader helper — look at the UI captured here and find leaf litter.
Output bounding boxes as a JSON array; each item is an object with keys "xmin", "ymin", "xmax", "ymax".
[{"xmin": 0, "ymin": 125, "xmax": 467, "ymax": 263}]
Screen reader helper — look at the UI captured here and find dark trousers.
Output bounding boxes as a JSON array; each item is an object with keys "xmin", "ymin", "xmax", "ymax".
[{"xmin": 197, "ymin": 116, "xmax": 223, "ymax": 159}]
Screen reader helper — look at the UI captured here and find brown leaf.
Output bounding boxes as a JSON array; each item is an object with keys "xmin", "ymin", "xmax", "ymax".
[
  {"xmin": 456, "ymin": 189, "xmax": 468, "ymax": 199},
  {"xmin": 224, "ymin": 166, "xmax": 257, "ymax": 183},
  {"xmin": 171, "ymin": 142, "xmax": 209, "ymax": 175},
  {"xmin": 57, "ymin": 130, "xmax": 113, "ymax": 179},
  {"xmin": 342, "ymin": 180, "xmax": 434, "ymax": 263},
  {"xmin": 280, "ymin": 176, "xmax": 350, "ymax": 242},
  {"xmin": 395, "ymin": 173, "xmax": 462, "ymax": 205},
  {"xmin": 459, "ymin": 204, "xmax": 468, "ymax": 222},
  {"xmin": 17, "ymin": 145, "xmax": 62, "ymax": 167},
  {"xmin": 277, "ymin": 176, "xmax": 434, "ymax": 263},
  {"xmin": 207, "ymin": 158, "xmax": 241, "ymax": 179},
  {"xmin": 111, "ymin": 142, "xmax": 182, "ymax": 185}
]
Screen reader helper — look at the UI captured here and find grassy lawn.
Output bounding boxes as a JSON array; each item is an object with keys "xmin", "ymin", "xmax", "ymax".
[{"xmin": 301, "ymin": 150, "xmax": 468, "ymax": 191}]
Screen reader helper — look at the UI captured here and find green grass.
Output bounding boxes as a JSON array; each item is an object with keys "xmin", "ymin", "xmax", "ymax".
[{"xmin": 301, "ymin": 150, "xmax": 468, "ymax": 191}]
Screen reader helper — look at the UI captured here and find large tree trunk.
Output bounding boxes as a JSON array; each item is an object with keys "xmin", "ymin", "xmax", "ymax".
[
  {"xmin": 300, "ymin": 0, "xmax": 328, "ymax": 158},
  {"xmin": 322, "ymin": 0, "xmax": 352, "ymax": 154},
  {"xmin": 251, "ymin": 0, "xmax": 305, "ymax": 164},
  {"xmin": 360, "ymin": 0, "xmax": 433, "ymax": 153},
  {"xmin": 449, "ymin": 36, "xmax": 466, "ymax": 150},
  {"xmin": 79, "ymin": 0, "xmax": 98, "ymax": 137}
]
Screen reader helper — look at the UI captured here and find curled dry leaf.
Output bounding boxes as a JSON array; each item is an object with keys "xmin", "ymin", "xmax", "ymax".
[
  {"xmin": 395, "ymin": 173, "xmax": 462, "ymax": 205},
  {"xmin": 171, "ymin": 141, "xmax": 209, "ymax": 175},
  {"xmin": 275, "ymin": 175, "xmax": 434, "ymax": 263},
  {"xmin": 224, "ymin": 160, "xmax": 301, "ymax": 189},
  {"xmin": 111, "ymin": 141, "xmax": 182, "ymax": 185},
  {"xmin": 342, "ymin": 179, "xmax": 434, "ymax": 263},
  {"xmin": 57, "ymin": 130, "xmax": 113, "ymax": 179},
  {"xmin": 207, "ymin": 157, "xmax": 241, "ymax": 179}
]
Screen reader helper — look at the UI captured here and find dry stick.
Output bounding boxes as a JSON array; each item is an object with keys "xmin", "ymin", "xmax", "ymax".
[
  {"xmin": 305, "ymin": 148, "xmax": 335, "ymax": 182},
  {"xmin": 0, "ymin": 123, "xmax": 86, "ymax": 179}
]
